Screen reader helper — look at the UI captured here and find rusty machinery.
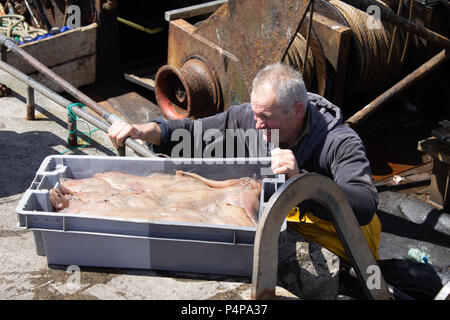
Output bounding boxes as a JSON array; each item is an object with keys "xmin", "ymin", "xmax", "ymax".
[
  {"xmin": 153, "ymin": 0, "xmax": 389, "ymax": 119},
  {"xmin": 154, "ymin": 0, "xmax": 449, "ymax": 122},
  {"xmin": 154, "ymin": 0, "xmax": 342, "ymax": 119}
]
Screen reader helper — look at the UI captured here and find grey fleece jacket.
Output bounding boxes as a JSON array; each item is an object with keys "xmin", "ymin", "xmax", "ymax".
[{"xmin": 149, "ymin": 92, "xmax": 378, "ymax": 226}]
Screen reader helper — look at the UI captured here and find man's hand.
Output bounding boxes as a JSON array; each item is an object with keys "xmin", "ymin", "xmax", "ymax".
[
  {"xmin": 108, "ymin": 121, "xmax": 162, "ymax": 149},
  {"xmin": 108, "ymin": 121, "xmax": 141, "ymax": 149},
  {"xmin": 271, "ymin": 148, "xmax": 299, "ymax": 179}
]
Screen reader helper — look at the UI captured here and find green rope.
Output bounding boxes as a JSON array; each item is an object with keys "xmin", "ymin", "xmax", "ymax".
[{"xmin": 60, "ymin": 103, "xmax": 99, "ymax": 154}]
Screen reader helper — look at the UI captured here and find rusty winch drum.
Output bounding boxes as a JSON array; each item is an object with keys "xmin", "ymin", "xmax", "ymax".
[{"xmin": 155, "ymin": 58, "xmax": 221, "ymax": 119}]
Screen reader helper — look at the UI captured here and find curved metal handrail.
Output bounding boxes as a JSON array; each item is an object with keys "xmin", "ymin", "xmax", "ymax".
[{"xmin": 251, "ymin": 173, "xmax": 391, "ymax": 300}]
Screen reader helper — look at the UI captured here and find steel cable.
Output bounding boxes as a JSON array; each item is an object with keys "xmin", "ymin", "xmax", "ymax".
[
  {"xmin": 283, "ymin": 32, "xmax": 316, "ymax": 90},
  {"xmin": 329, "ymin": 0, "xmax": 406, "ymax": 95}
]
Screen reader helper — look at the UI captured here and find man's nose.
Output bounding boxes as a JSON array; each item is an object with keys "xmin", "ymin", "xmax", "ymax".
[{"xmin": 255, "ymin": 118, "xmax": 266, "ymax": 129}]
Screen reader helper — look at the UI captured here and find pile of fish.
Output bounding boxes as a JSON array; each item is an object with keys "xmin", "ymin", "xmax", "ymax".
[{"xmin": 49, "ymin": 171, "xmax": 262, "ymax": 227}]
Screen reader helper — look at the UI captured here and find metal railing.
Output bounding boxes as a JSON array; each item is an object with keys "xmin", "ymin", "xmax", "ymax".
[{"xmin": 0, "ymin": 33, "xmax": 157, "ymax": 158}]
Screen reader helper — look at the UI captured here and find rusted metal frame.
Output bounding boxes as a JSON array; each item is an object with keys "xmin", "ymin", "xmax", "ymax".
[
  {"xmin": 281, "ymin": 0, "xmax": 314, "ymax": 62},
  {"xmin": 162, "ymin": 0, "xmax": 316, "ymax": 116},
  {"xmin": 251, "ymin": 173, "xmax": 391, "ymax": 300},
  {"xmin": 159, "ymin": 18, "xmax": 247, "ymax": 116},
  {"xmin": 302, "ymin": 0, "xmax": 315, "ymax": 74},
  {"xmin": 0, "ymin": 32, "xmax": 138, "ymax": 156},
  {"xmin": 346, "ymin": 49, "xmax": 449, "ymax": 128},
  {"xmin": 340, "ymin": 0, "xmax": 450, "ymax": 49},
  {"xmin": 0, "ymin": 59, "xmax": 157, "ymax": 158},
  {"xmin": 164, "ymin": 0, "xmax": 228, "ymax": 22}
]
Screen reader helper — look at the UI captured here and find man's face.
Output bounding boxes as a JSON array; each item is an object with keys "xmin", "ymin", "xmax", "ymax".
[{"xmin": 251, "ymin": 83, "xmax": 304, "ymax": 146}]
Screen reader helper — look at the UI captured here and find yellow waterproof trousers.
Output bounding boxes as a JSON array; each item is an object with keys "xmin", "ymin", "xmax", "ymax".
[{"xmin": 286, "ymin": 208, "xmax": 381, "ymax": 261}]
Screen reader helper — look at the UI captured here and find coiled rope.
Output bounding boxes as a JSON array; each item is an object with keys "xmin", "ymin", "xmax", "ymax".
[
  {"xmin": 0, "ymin": 14, "xmax": 47, "ymax": 42},
  {"xmin": 329, "ymin": 0, "xmax": 406, "ymax": 95}
]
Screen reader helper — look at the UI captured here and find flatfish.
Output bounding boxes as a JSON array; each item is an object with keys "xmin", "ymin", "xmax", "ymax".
[{"xmin": 49, "ymin": 171, "xmax": 261, "ymax": 227}]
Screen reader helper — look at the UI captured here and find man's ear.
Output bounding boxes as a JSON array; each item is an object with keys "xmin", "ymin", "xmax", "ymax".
[{"xmin": 293, "ymin": 102, "xmax": 304, "ymax": 116}]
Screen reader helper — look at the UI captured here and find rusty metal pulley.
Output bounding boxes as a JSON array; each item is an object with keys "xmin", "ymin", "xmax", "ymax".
[{"xmin": 155, "ymin": 58, "xmax": 221, "ymax": 119}]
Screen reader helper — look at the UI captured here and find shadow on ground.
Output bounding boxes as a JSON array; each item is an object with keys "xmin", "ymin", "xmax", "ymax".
[
  {"xmin": 0, "ymin": 130, "xmax": 89, "ymax": 197},
  {"xmin": 377, "ymin": 209, "xmax": 450, "ymax": 249}
]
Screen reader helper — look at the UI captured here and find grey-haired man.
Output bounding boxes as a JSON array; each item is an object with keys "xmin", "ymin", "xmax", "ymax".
[{"xmin": 108, "ymin": 63, "xmax": 381, "ymax": 261}]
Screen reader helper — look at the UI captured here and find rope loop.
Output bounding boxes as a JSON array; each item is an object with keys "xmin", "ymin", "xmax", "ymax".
[{"xmin": 61, "ymin": 103, "xmax": 99, "ymax": 154}]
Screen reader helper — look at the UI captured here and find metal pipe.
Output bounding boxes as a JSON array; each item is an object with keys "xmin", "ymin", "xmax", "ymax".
[
  {"xmin": 67, "ymin": 113, "xmax": 78, "ymax": 147},
  {"xmin": 0, "ymin": 32, "xmax": 121, "ymax": 125},
  {"xmin": 26, "ymin": 85, "xmax": 35, "ymax": 120},
  {"xmin": 340, "ymin": 0, "xmax": 450, "ymax": 49},
  {"xmin": 24, "ymin": 0, "xmax": 41, "ymax": 29},
  {"xmin": 0, "ymin": 59, "xmax": 157, "ymax": 157},
  {"xmin": 346, "ymin": 49, "xmax": 449, "ymax": 128},
  {"xmin": 116, "ymin": 17, "xmax": 164, "ymax": 35}
]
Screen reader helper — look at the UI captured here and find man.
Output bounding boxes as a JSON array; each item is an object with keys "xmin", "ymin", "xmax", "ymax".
[{"xmin": 108, "ymin": 63, "xmax": 381, "ymax": 261}]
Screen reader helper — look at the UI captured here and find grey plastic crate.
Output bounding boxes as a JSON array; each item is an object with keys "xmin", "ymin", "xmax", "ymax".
[{"xmin": 16, "ymin": 155, "xmax": 286, "ymax": 276}]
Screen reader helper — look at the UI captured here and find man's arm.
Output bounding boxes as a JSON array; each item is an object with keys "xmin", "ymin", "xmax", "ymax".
[
  {"xmin": 270, "ymin": 149, "xmax": 377, "ymax": 226},
  {"xmin": 271, "ymin": 127, "xmax": 378, "ymax": 226},
  {"xmin": 153, "ymin": 104, "xmax": 254, "ymax": 155},
  {"xmin": 108, "ymin": 104, "xmax": 254, "ymax": 155},
  {"xmin": 326, "ymin": 129, "xmax": 378, "ymax": 226}
]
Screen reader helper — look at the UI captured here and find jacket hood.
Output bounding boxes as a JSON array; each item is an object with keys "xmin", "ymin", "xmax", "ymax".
[
  {"xmin": 307, "ymin": 92, "xmax": 343, "ymax": 132},
  {"xmin": 292, "ymin": 93, "xmax": 343, "ymax": 168}
]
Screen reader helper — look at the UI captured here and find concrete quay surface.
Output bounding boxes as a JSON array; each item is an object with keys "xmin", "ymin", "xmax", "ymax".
[{"xmin": 0, "ymin": 71, "xmax": 341, "ymax": 300}]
